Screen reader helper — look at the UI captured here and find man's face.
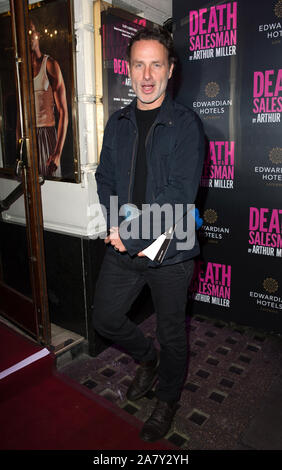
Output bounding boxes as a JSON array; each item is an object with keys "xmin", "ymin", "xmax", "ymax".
[
  {"xmin": 29, "ymin": 22, "xmax": 40, "ymax": 51},
  {"xmin": 128, "ymin": 39, "xmax": 174, "ymax": 110}
]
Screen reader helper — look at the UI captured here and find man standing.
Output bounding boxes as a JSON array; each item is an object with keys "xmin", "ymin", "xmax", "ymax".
[
  {"xmin": 93, "ymin": 26, "xmax": 204, "ymax": 442},
  {"xmin": 29, "ymin": 20, "xmax": 68, "ymax": 178}
]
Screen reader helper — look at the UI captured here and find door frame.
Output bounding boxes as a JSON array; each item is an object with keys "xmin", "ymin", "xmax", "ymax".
[{"xmin": 0, "ymin": 0, "xmax": 50, "ymax": 346}]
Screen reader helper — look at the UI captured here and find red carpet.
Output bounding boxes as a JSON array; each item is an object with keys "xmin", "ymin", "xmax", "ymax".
[
  {"xmin": 0, "ymin": 321, "xmax": 176, "ymax": 450},
  {"xmin": 0, "ymin": 320, "xmax": 45, "ymax": 371}
]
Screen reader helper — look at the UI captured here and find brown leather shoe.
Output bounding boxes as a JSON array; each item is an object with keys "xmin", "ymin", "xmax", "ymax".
[
  {"xmin": 140, "ymin": 399, "xmax": 178, "ymax": 442},
  {"xmin": 126, "ymin": 354, "xmax": 159, "ymax": 401}
]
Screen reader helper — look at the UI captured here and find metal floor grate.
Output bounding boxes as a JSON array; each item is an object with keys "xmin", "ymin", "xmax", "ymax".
[{"xmin": 58, "ymin": 313, "xmax": 282, "ymax": 450}]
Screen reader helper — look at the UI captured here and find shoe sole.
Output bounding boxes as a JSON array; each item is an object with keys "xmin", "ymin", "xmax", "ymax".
[
  {"xmin": 140, "ymin": 432, "xmax": 167, "ymax": 443},
  {"xmin": 140, "ymin": 422, "xmax": 172, "ymax": 442}
]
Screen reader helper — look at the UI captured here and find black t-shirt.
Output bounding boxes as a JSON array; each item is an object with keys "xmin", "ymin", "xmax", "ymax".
[{"xmin": 132, "ymin": 106, "xmax": 161, "ymax": 210}]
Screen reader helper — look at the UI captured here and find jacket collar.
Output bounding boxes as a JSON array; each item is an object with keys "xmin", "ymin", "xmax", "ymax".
[{"xmin": 119, "ymin": 92, "xmax": 175, "ymax": 128}]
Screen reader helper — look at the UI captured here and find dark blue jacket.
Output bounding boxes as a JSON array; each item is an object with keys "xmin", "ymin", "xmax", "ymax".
[{"xmin": 95, "ymin": 93, "xmax": 205, "ymax": 267}]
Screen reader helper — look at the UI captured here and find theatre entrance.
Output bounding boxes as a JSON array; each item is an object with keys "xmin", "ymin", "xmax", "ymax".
[{"xmin": 0, "ymin": 0, "xmax": 84, "ymax": 354}]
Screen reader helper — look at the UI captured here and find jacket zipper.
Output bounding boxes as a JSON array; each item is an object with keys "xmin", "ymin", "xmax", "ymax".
[
  {"xmin": 144, "ymin": 121, "xmax": 160, "ymax": 200},
  {"xmin": 145, "ymin": 121, "xmax": 157, "ymax": 150},
  {"xmin": 128, "ymin": 127, "xmax": 138, "ymax": 203}
]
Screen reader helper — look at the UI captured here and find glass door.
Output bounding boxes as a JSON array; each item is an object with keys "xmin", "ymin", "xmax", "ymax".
[{"xmin": 0, "ymin": 0, "xmax": 50, "ymax": 345}]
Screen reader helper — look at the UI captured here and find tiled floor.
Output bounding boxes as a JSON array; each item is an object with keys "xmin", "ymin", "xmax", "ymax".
[
  {"xmin": 50, "ymin": 323, "xmax": 84, "ymax": 354},
  {"xmin": 58, "ymin": 313, "xmax": 282, "ymax": 450}
]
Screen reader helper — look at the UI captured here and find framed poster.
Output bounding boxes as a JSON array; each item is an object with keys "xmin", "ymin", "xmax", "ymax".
[
  {"xmin": 0, "ymin": 0, "xmax": 80, "ymax": 182},
  {"xmin": 101, "ymin": 8, "xmax": 154, "ymax": 125}
]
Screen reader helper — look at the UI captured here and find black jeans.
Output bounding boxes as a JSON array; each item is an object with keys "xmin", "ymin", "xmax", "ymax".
[{"xmin": 92, "ymin": 246, "xmax": 194, "ymax": 402}]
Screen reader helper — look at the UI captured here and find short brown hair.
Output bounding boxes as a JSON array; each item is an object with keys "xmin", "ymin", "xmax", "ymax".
[{"xmin": 126, "ymin": 26, "xmax": 177, "ymax": 66}]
